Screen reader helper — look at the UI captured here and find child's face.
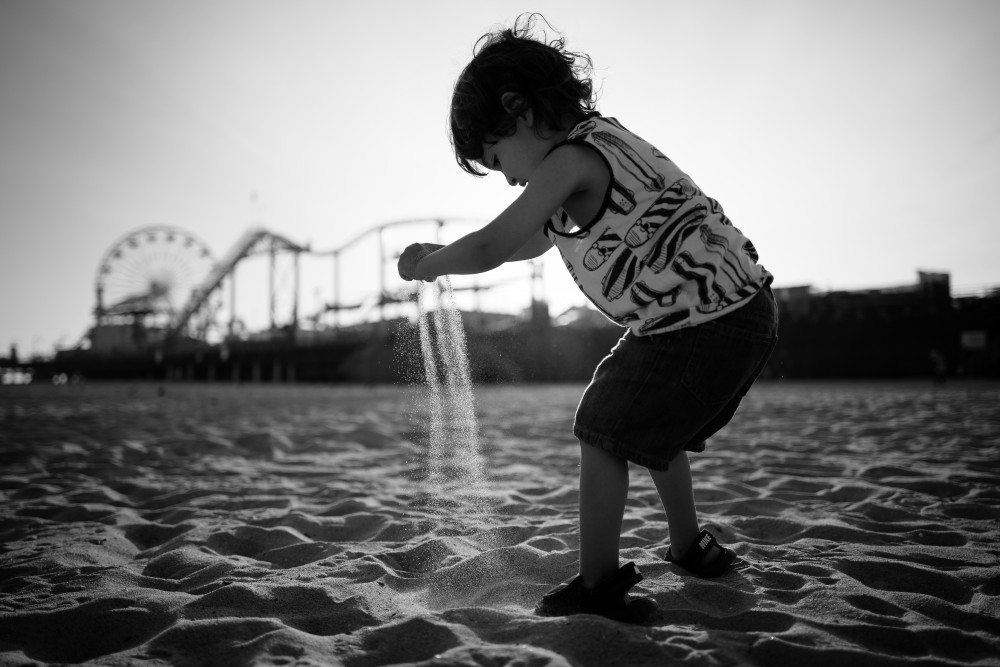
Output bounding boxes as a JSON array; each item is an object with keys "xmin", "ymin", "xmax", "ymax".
[{"xmin": 480, "ymin": 114, "xmax": 559, "ymax": 188}]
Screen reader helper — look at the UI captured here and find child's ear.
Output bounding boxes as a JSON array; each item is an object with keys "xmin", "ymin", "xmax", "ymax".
[
  {"xmin": 500, "ymin": 92, "xmax": 533, "ymax": 125},
  {"xmin": 500, "ymin": 91, "xmax": 522, "ymax": 113},
  {"xmin": 500, "ymin": 92, "xmax": 535, "ymax": 128}
]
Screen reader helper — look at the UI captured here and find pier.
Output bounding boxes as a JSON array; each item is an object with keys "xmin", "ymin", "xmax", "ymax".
[{"xmin": 4, "ymin": 223, "xmax": 999, "ymax": 383}]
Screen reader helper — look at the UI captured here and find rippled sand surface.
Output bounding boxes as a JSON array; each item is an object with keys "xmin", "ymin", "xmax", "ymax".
[{"xmin": 1, "ymin": 381, "xmax": 998, "ymax": 666}]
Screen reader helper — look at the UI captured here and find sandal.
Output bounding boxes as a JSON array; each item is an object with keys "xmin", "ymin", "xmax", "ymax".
[
  {"xmin": 534, "ymin": 562, "xmax": 657, "ymax": 623},
  {"xmin": 665, "ymin": 529, "xmax": 736, "ymax": 578}
]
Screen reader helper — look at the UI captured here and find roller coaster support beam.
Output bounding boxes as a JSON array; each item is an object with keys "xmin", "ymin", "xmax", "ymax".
[{"xmin": 168, "ymin": 227, "xmax": 306, "ymax": 341}]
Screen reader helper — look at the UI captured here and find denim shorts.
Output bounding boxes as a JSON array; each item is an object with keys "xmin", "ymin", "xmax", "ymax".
[{"xmin": 574, "ymin": 287, "xmax": 778, "ymax": 471}]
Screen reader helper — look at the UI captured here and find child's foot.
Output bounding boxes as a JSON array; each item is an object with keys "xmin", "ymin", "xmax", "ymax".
[
  {"xmin": 665, "ymin": 529, "xmax": 736, "ymax": 578},
  {"xmin": 534, "ymin": 562, "xmax": 657, "ymax": 624}
]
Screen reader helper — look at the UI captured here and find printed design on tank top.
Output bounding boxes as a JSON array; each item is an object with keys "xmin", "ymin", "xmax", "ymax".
[{"xmin": 548, "ymin": 116, "xmax": 771, "ymax": 334}]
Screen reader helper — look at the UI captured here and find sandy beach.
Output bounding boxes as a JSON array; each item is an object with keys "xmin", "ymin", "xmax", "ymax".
[{"xmin": 1, "ymin": 380, "xmax": 998, "ymax": 666}]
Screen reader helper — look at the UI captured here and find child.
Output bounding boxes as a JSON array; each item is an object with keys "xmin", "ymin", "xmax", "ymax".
[{"xmin": 398, "ymin": 14, "xmax": 777, "ymax": 623}]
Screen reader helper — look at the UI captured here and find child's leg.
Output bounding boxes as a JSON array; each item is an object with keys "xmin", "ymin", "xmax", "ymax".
[
  {"xmin": 647, "ymin": 451, "xmax": 704, "ymax": 560},
  {"xmin": 578, "ymin": 442, "xmax": 629, "ymax": 588}
]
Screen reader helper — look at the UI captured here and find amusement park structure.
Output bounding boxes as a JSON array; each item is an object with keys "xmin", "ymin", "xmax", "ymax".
[
  {"xmin": 88, "ymin": 218, "xmax": 546, "ymax": 351},
  {"xmin": 8, "ymin": 220, "xmax": 999, "ymax": 383},
  {"xmin": 91, "ymin": 225, "xmax": 308, "ymax": 351},
  {"xmin": 51, "ymin": 219, "xmax": 566, "ymax": 383}
]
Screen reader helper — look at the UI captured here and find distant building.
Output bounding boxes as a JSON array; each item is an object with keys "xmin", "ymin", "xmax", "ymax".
[
  {"xmin": 770, "ymin": 271, "xmax": 997, "ymax": 378},
  {"xmin": 16, "ymin": 270, "xmax": 1000, "ymax": 383}
]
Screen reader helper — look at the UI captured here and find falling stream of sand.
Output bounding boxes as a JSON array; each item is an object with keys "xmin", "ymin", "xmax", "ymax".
[{"xmin": 416, "ymin": 278, "xmax": 488, "ymax": 501}]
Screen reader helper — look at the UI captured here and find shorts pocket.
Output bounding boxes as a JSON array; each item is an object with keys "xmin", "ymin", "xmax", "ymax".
[{"xmin": 680, "ymin": 319, "xmax": 774, "ymax": 407}]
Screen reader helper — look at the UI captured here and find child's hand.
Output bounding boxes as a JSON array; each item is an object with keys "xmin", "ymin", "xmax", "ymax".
[{"xmin": 398, "ymin": 243, "xmax": 444, "ymax": 281}]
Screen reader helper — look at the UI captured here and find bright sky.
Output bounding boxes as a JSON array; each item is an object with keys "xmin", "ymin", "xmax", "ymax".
[{"xmin": 2, "ymin": 0, "xmax": 998, "ymax": 357}]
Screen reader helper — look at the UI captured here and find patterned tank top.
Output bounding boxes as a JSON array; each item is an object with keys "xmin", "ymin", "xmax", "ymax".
[{"xmin": 545, "ymin": 115, "xmax": 773, "ymax": 335}]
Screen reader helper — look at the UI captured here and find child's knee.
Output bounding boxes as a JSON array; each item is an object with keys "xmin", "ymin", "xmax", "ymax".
[{"xmin": 579, "ymin": 441, "xmax": 627, "ymax": 465}]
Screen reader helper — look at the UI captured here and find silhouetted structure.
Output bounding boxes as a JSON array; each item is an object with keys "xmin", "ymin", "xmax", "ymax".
[
  {"xmin": 767, "ymin": 271, "xmax": 978, "ymax": 378},
  {"xmin": 16, "ymin": 274, "xmax": 1000, "ymax": 383},
  {"xmin": 5, "ymin": 219, "xmax": 998, "ymax": 384}
]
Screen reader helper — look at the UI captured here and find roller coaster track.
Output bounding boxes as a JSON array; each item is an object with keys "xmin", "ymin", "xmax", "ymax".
[
  {"xmin": 167, "ymin": 227, "xmax": 305, "ymax": 339},
  {"xmin": 164, "ymin": 218, "xmax": 509, "ymax": 341}
]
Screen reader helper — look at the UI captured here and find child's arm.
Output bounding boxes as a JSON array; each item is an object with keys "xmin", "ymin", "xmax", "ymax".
[
  {"xmin": 399, "ymin": 145, "xmax": 599, "ymax": 281},
  {"xmin": 506, "ymin": 227, "xmax": 552, "ymax": 261}
]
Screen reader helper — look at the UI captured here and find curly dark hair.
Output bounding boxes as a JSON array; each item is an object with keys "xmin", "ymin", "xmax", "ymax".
[{"xmin": 449, "ymin": 13, "xmax": 597, "ymax": 176}]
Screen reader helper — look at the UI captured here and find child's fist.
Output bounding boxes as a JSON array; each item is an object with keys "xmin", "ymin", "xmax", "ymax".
[{"xmin": 398, "ymin": 243, "xmax": 443, "ymax": 281}]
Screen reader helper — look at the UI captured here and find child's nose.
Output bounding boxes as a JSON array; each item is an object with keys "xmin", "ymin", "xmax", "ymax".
[{"xmin": 507, "ymin": 175, "xmax": 518, "ymax": 186}]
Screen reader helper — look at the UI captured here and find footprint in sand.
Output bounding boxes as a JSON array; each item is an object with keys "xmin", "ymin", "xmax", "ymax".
[
  {"xmin": 834, "ymin": 559, "xmax": 972, "ymax": 605},
  {"xmin": 842, "ymin": 593, "xmax": 907, "ymax": 619},
  {"xmin": 0, "ymin": 596, "xmax": 176, "ymax": 664}
]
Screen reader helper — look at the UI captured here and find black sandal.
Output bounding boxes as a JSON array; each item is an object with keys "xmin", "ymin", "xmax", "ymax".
[
  {"xmin": 665, "ymin": 529, "xmax": 736, "ymax": 578},
  {"xmin": 535, "ymin": 562, "xmax": 657, "ymax": 623}
]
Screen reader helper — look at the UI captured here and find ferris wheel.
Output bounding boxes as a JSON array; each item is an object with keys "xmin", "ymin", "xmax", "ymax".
[{"xmin": 95, "ymin": 225, "xmax": 215, "ymax": 327}]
